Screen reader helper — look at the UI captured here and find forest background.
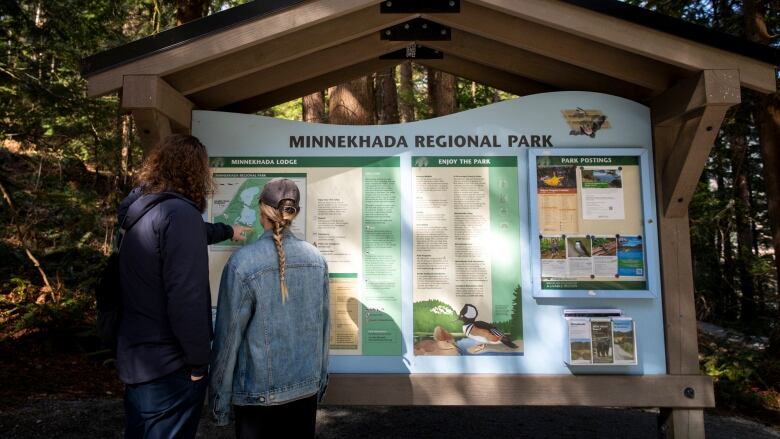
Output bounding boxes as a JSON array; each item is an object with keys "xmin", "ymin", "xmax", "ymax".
[{"xmin": 1, "ymin": 0, "xmax": 779, "ymax": 425}]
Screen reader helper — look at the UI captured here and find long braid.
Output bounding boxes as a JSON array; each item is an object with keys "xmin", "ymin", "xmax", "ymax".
[
  {"xmin": 272, "ymin": 217, "xmax": 288, "ymax": 303},
  {"xmin": 261, "ymin": 202, "xmax": 298, "ymax": 303}
]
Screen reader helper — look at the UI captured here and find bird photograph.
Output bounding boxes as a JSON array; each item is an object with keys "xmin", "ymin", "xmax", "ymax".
[{"xmin": 568, "ymin": 238, "xmax": 592, "ymax": 257}]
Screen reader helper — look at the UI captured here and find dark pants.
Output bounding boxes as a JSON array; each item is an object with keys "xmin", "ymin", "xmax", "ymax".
[
  {"xmin": 124, "ymin": 368, "xmax": 207, "ymax": 439},
  {"xmin": 233, "ymin": 394, "xmax": 317, "ymax": 439}
]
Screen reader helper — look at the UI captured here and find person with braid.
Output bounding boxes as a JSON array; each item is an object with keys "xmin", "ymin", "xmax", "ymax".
[{"xmin": 209, "ymin": 178, "xmax": 330, "ymax": 439}]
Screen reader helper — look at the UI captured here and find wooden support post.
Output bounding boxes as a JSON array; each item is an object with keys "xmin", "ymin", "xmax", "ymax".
[
  {"xmin": 651, "ymin": 70, "xmax": 740, "ymax": 438},
  {"xmin": 121, "ymin": 75, "xmax": 196, "ymax": 152},
  {"xmin": 659, "ymin": 408, "xmax": 706, "ymax": 439},
  {"xmin": 130, "ymin": 109, "xmax": 173, "ymax": 153},
  {"xmin": 652, "ymin": 70, "xmax": 740, "ymax": 217}
]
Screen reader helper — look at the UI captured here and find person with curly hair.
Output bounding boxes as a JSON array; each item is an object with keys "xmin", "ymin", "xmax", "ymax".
[{"xmin": 116, "ymin": 134, "xmax": 249, "ymax": 439}]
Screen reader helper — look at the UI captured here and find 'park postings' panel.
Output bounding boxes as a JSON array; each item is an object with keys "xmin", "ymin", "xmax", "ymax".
[
  {"xmin": 207, "ymin": 157, "xmax": 402, "ymax": 356},
  {"xmin": 534, "ymin": 155, "xmax": 647, "ymax": 292}
]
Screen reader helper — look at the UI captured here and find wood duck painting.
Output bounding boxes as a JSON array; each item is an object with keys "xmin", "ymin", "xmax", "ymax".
[{"xmin": 458, "ymin": 304, "xmax": 518, "ymax": 353}]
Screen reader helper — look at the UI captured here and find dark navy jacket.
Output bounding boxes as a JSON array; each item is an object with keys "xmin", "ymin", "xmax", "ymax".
[{"xmin": 117, "ymin": 188, "xmax": 232, "ymax": 384}]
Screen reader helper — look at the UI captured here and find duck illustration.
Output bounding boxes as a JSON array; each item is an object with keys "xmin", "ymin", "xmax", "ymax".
[{"xmin": 458, "ymin": 304, "xmax": 518, "ymax": 353}]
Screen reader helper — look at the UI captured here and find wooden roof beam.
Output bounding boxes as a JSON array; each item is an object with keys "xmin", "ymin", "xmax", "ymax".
[
  {"xmin": 85, "ymin": 0, "xmax": 383, "ymax": 97},
  {"xmin": 651, "ymin": 70, "xmax": 741, "ymax": 217},
  {"xmin": 165, "ymin": 7, "xmax": 417, "ymax": 95},
  {"xmin": 469, "ymin": 0, "xmax": 777, "ymax": 93},
  {"xmin": 417, "ymin": 55, "xmax": 554, "ymax": 96},
  {"xmin": 121, "ymin": 76, "xmax": 196, "ymax": 151},
  {"xmin": 222, "ymin": 59, "xmax": 401, "ymax": 113},
  {"xmin": 188, "ymin": 36, "xmax": 407, "ymax": 109},
  {"xmin": 651, "ymin": 70, "xmax": 742, "ymax": 127},
  {"xmin": 424, "ymin": 2, "xmax": 682, "ymax": 92},
  {"xmin": 425, "ymin": 30, "xmax": 652, "ymax": 101}
]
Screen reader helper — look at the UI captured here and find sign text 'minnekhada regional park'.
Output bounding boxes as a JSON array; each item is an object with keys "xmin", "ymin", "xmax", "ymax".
[{"xmin": 289, "ymin": 134, "xmax": 554, "ymax": 149}]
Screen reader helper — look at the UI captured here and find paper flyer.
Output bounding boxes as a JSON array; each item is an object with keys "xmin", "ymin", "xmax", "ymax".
[
  {"xmin": 567, "ymin": 318, "xmax": 592, "ymax": 365},
  {"xmin": 590, "ymin": 318, "xmax": 614, "ymax": 364},
  {"xmin": 580, "ymin": 167, "xmax": 625, "ymax": 220},
  {"xmin": 412, "ymin": 156, "xmax": 523, "ymax": 356},
  {"xmin": 618, "ymin": 235, "xmax": 645, "ymax": 277},
  {"xmin": 612, "ymin": 318, "xmax": 637, "ymax": 364},
  {"xmin": 591, "ymin": 236, "xmax": 618, "ymax": 277},
  {"xmin": 540, "ymin": 235, "xmax": 567, "ymax": 277},
  {"xmin": 537, "ymin": 164, "xmax": 578, "ymax": 233},
  {"xmin": 566, "ymin": 235, "xmax": 593, "ymax": 277}
]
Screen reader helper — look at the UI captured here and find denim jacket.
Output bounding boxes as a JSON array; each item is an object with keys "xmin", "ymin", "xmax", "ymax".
[{"xmin": 209, "ymin": 229, "xmax": 330, "ymax": 426}]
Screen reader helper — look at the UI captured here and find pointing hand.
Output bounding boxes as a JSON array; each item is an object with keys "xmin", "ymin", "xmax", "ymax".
[{"xmin": 230, "ymin": 224, "xmax": 254, "ymax": 242}]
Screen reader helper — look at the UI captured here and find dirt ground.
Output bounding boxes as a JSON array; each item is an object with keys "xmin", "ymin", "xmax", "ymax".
[{"xmin": 1, "ymin": 399, "xmax": 779, "ymax": 439}]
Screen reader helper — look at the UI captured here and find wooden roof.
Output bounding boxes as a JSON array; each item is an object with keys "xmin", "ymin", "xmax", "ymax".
[{"xmin": 82, "ymin": 0, "xmax": 778, "ymax": 114}]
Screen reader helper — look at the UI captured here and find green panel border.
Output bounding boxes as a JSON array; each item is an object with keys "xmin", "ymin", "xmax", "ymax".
[
  {"xmin": 210, "ymin": 156, "xmax": 400, "ymax": 168},
  {"xmin": 536, "ymin": 156, "xmax": 639, "ymax": 166},
  {"xmin": 412, "ymin": 156, "xmax": 518, "ymax": 167}
]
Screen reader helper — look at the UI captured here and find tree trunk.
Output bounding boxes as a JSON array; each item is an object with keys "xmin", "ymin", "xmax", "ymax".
[
  {"xmin": 427, "ymin": 67, "xmax": 457, "ymax": 117},
  {"xmin": 398, "ymin": 61, "xmax": 415, "ymax": 123},
  {"xmin": 732, "ymin": 133, "xmax": 757, "ymax": 325},
  {"xmin": 760, "ymin": 92, "xmax": 780, "ymax": 357},
  {"xmin": 120, "ymin": 114, "xmax": 132, "ymax": 188},
  {"xmin": 302, "ymin": 91, "xmax": 326, "ymax": 123},
  {"xmin": 328, "ymin": 77, "xmax": 376, "ymax": 125},
  {"xmin": 744, "ymin": 0, "xmax": 780, "ymax": 355},
  {"xmin": 714, "ymin": 148, "xmax": 737, "ymax": 321},
  {"xmin": 176, "ymin": 0, "xmax": 209, "ymax": 25},
  {"xmin": 376, "ymin": 68, "xmax": 400, "ymax": 124}
]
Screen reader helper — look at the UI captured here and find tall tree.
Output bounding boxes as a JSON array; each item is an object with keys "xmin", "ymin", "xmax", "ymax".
[
  {"xmin": 426, "ymin": 67, "xmax": 456, "ymax": 117},
  {"xmin": 328, "ymin": 77, "xmax": 376, "ymax": 125},
  {"xmin": 302, "ymin": 92, "xmax": 326, "ymax": 123},
  {"xmin": 731, "ymin": 130, "xmax": 758, "ymax": 324},
  {"xmin": 742, "ymin": 0, "xmax": 780, "ymax": 354},
  {"xmin": 376, "ymin": 68, "xmax": 400, "ymax": 124},
  {"xmin": 398, "ymin": 61, "xmax": 415, "ymax": 123}
]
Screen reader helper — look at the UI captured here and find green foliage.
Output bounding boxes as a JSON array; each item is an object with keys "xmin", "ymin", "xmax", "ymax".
[
  {"xmin": 700, "ymin": 332, "xmax": 780, "ymax": 418},
  {"xmin": 13, "ymin": 289, "xmax": 95, "ymax": 333},
  {"xmin": 258, "ymin": 99, "xmax": 303, "ymax": 121},
  {"xmin": 413, "ymin": 299, "xmax": 462, "ymax": 334},
  {"xmin": 456, "ymin": 79, "xmax": 516, "ymax": 112},
  {"xmin": 509, "ymin": 285, "xmax": 522, "ymax": 340}
]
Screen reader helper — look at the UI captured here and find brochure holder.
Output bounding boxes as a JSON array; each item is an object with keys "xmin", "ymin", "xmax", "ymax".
[{"xmin": 564, "ymin": 309, "xmax": 638, "ymax": 366}]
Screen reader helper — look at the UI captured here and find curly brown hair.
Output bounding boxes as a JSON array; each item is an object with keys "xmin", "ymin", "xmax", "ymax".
[{"xmin": 137, "ymin": 134, "xmax": 214, "ymax": 211}]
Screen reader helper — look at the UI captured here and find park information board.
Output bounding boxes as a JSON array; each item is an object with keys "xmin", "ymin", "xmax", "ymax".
[{"xmin": 195, "ymin": 91, "xmax": 665, "ymax": 375}]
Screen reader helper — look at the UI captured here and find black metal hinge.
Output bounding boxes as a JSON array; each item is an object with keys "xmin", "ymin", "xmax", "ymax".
[
  {"xmin": 380, "ymin": 0, "xmax": 460, "ymax": 13},
  {"xmin": 380, "ymin": 44, "xmax": 444, "ymax": 60},
  {"xmin": 380, "ymin": 18, "xmax": 451, "ymax": 41}
]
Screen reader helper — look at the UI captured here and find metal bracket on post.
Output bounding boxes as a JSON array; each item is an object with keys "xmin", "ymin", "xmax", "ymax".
[
  {"xmin": 380, "ymin": 44, "xmax": 443, "ymax": 60},
  {"xmin": 380, "ymin": 18, "xmax": 452, "ymax": 41},
  {"xmin": 380, "ymin": 0, "xmax": 460, "ymax": 13}
]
